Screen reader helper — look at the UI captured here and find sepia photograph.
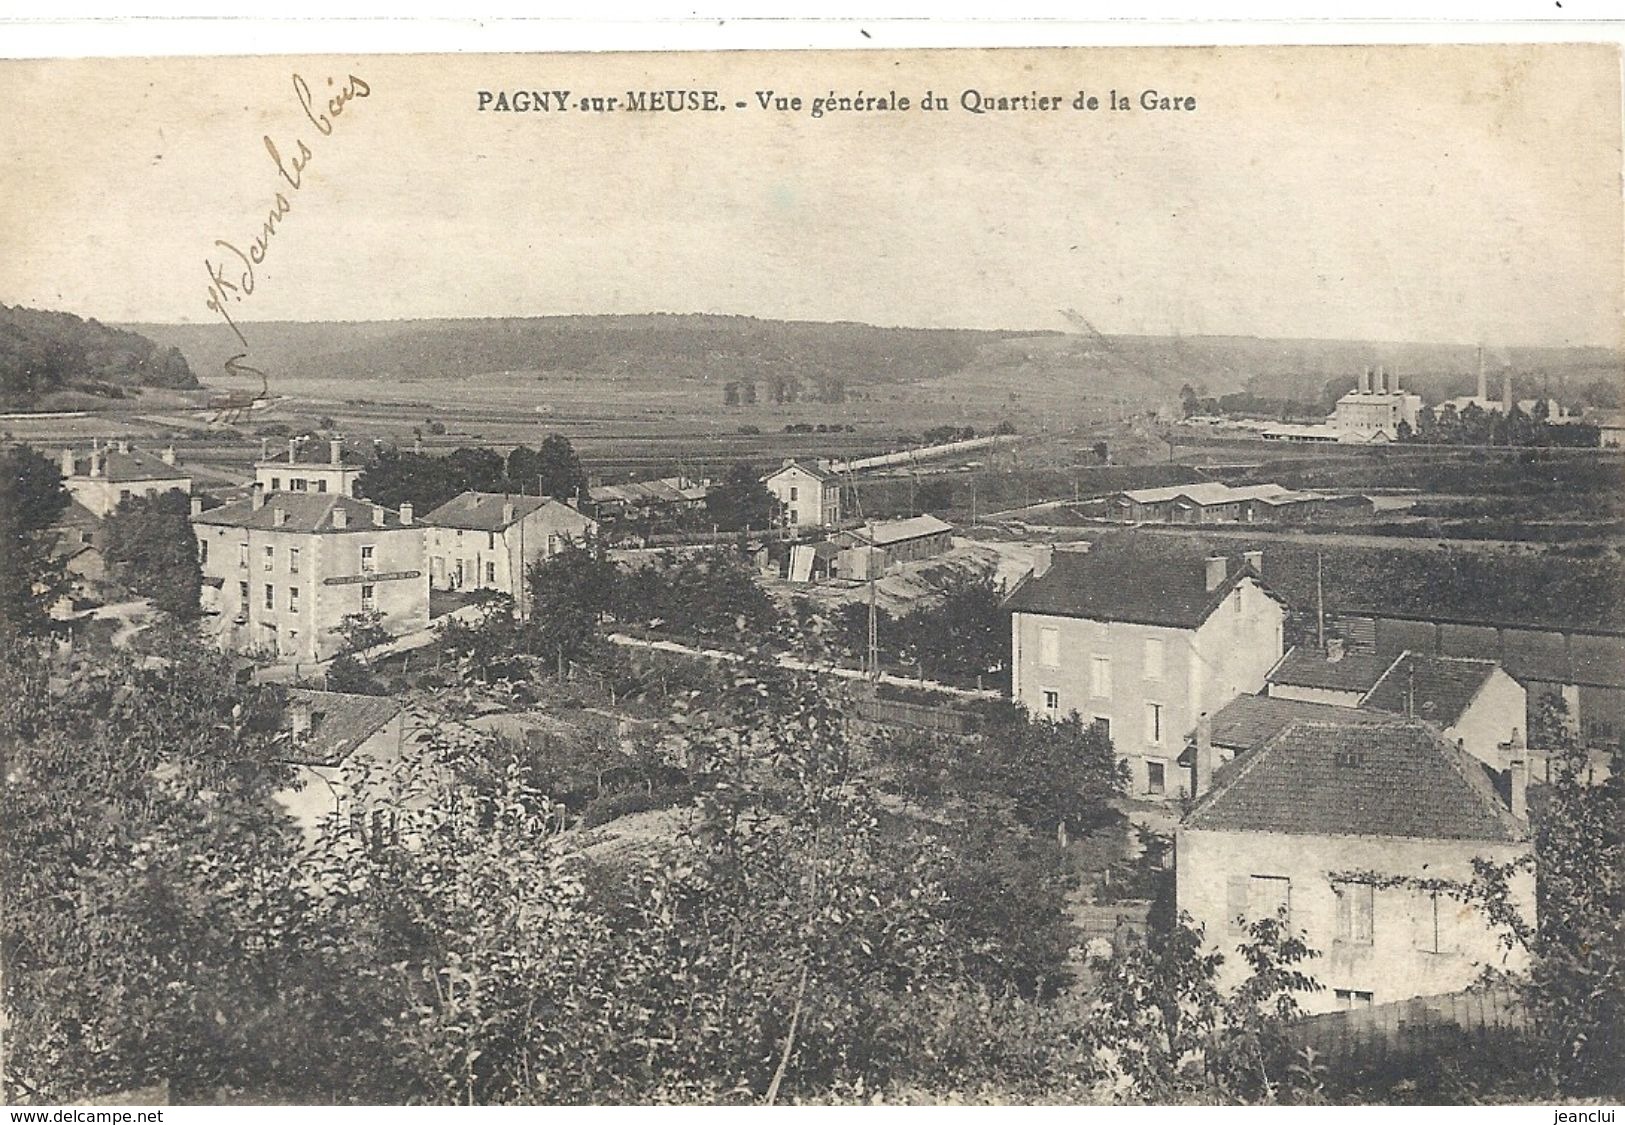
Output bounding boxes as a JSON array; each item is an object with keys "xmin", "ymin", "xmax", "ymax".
[{"xmin": 0, "ymin": 28, "xmax": 1621, "ymax": 1110}]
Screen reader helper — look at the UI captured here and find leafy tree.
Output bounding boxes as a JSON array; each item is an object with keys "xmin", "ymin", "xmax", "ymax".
[
  {"xmin": 332, "ymin": 609, "xmax": 393, "ymax": 656},
  {"xmin": 356, "ymin": 447, "xmax": 465, "ymax": 513},
  {"xmin": 704, "ymin": 461, "xmax": 777, "ymax": 531},
  {"xmin": 0, "ymin": 444, "xmax": 71, "ymax": 636},
  {"xmin": 892, "ymin": 566, "xmax": 1007, "ymax": 683},
  {"xmin": 974, "ymin": 705, "xmax": 1126, "ymax": 845},
  {"xmin": 533, "ymin": 434, "xmax": 587, "ymax": 500},
  {"xmin": 100, "ymin": 489, "xmax": 201, "ymax": 619},
  {"xmin": 525, "ymin": 539, "xmax": 618, "ymax": 670},
  {"xmin": 1210, "ymin": 912, "xmax": 1324, "ymax": 1101},
  {"xmin": 1178, "ymin": 383, "xmax": 1199, "ymax": 419},
  {"xmin": 0, "ymin": 637, "xmax": 330, "ymax": 1102},
  {"xmin": 324, "ymin": 651, "xmax": 387, "ymax": 695}
]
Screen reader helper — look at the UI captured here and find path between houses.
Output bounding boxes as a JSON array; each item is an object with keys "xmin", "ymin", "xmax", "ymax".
[{"xmin": 606, "ymin": 632, "xmax": 1001, "ymax": 700}]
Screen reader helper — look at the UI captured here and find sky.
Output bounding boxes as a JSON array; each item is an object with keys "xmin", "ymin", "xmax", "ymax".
[{"xmin": 0, "ymin": 43, "xmax": 1620, "ymax": 346}]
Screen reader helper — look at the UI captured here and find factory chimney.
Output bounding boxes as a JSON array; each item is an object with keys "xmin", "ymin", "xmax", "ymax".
[
  {"xmin": 1502, "ymin": 369, "xmax": 1513, "ymax": 414},
  {"xmin": 1477, "ymin": 346, "xmax": 1488, "ymax": 402}
]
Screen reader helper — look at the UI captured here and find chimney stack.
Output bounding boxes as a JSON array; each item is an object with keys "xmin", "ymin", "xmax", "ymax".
[
  {"xmin": 288, "ymin": 438, "xmax": 298, "ymax": 465},
  {"xmin": 1031, "ymin": 543, "xmax": 1054, "ymax": 579},
  {"xmin": 1360, "ymin": 367, "xmax": 1372, "ymax": 394},
  {"xmin": 89, "ymin": 451, "xmax": 102, "ymax": 478},
  {"xmin": 400, "ymin": 501, "xmax": 413, "ymax": 526},
  {"xmin": 1326, "ymin": 636, "xmax": 1346, "ymax": 663},
  {"xmin": 60, "ymin": 448, "xmax": 75, "ymax": 477},
  {"xmin": 502, "ymin": 501, "xmax": 515, "ymax": 526},
  {"xmin": 290, "ymin": 700, "xmax": 312, "ymax": 739},
  {"xmin": 1204, "ymin": 556, "xmax": 1228, "ymax": 592},
  {"xmin": 1507, "ymin": 727, "xmax": 1528, "ymax": 819},
  {"xmin": 1390, "ymin": 370, "xmax": 1401, "ymax": 394},
  {"xmin": 1193, "ymin": 712, "xmax": 1215, "ymax": 797},
  {"xmin": 116, "ymin": 438, "xmax": 129, "ymax": 454},
  {"xmin": 372, "ymin": 504, "xmax": 385, "ymax": 527},
  {"xmin": 330, "ymin": 438, "xmax": 342, "ymax": 465},
  {"xmin": 161, "ymin": 445, "xmax": 177, "ymax": 466},
  {"xmin": 250, "ymin": 482, "xmax": 265, "ymax": 511},
  {"xmin": 1378, "ymin": 366, "xmax": 1390, "ymax": 395},
  {"xmin": 332, "ymin": 505, "xmax": 348, "ymax": 530},
  {"xmin": 273, "ymin": 507, "xmax": 288, "ymax": 527},
  {"xmin": 1242, "ymin": 549, "xmax": 1263, "ymax": 576},
  {"xmin": 190, "ymin": 495, "xmax": 203, "ymax": 518}
]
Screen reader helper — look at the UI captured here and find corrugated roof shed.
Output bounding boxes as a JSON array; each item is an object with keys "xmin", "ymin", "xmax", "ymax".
[
  {"xmin": 844, "ymin": 514, "xmax": 954, "ymax": 547},
  {"xmin": 1184, "ymin": 719, "xmax": 1524, "ymax": 842}
]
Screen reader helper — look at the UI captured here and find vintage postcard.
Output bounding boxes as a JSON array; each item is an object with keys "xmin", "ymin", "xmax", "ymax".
[{"xmin": 0, "ymin": 39, "xmax": 1621, "ymax": 1110}]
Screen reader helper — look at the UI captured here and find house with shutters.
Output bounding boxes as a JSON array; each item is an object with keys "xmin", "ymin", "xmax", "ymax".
[
  {"xmin": 422, "ymin": 491, "xmax": 598, "ymax": 615},
  {"xmin": 763, "ymin": 460, "xmax": 842, "ymax": 529},
  {"xmin": 254, "ymin": 436, "xmax": 368, "ymax": 497},
  {"xmin": 191, "ymin": 485, "xmax": 428, "ymax": 664},
  {"xmin": 1004, "ymin": 546, "xmax": 1285, "ymax": 798},
  {"xmin": 1177, "ymin": 718, "xmax": 1534, "ymax": 1014}
]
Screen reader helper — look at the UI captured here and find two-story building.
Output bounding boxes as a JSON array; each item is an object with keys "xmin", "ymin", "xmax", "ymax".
[
  {"xmin": 60, "ymin": 441, "xmax": 191, "ymax": 517},
  {"xmin": 254, "ymin": 436, "xmax": 368, "ymax": 497},
  {"xmin": 1005, "ymin": 546, "xmax": 1286, "ymax": 797},
  {"xmin": 763, "ymin": 460, "xmax": 842, "ymax": 529},
  {"xmin": 422, "ymin": 491, "xmax": 599, "ymax": 614},
  {"xmin": 191, "ymin": 487, "xmax": 428, "ymax": 664},
  {"xmin": 1178, "ymin": 718, "xmax": 1534, "ymax": 1013}
]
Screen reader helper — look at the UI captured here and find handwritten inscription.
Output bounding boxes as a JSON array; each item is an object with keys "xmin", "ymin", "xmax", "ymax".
[{"xmin": 203, "ymin": 72, "xmax": 371, "ymax": 372}]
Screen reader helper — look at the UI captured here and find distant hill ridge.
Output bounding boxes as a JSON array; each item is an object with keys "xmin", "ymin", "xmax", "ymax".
[
  {"xmin": 97, "ymin": 311, "xmax": 1625, "ymax": 409},
  {"xmin": 1, "ymin": 305, "xmax": 197, "ymax": 411}
]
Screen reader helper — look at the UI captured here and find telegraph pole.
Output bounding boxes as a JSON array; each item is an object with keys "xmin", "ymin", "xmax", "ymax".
[
  {"xmin": 867, "ymin": 520, "xmax": 880, "ymax": 682},
  {"xmin": 1316, "ymin": 552, "xmax": 1326, "ymax": 652}
]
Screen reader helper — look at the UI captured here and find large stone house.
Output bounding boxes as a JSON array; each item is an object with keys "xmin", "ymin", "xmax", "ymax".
[
  {"xmin": 1004, "ymin": 546, "xmax": 1286, "ymax": 798},
  {"xmin": 1178, "ymin": 718, "xmax": 1534, "ymax": 1014},
  {"xmin": 192, "ymin": 487, "xmax": 428, "ymax": 664},
  {"xmin": 422, "ymin": 491, "xmax": 598, "ymax": 614}
]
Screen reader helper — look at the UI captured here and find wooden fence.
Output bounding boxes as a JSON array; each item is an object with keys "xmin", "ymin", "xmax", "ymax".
[
  {"xmin": 1288, "ymin": 984, "xmax": 1530, "ymax": 1080},
  {"xmin": 852, "ymin": 696, "xmax": 980, "ymax": 735}
]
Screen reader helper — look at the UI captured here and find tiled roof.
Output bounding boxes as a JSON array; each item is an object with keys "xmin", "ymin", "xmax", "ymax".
[
  {"xmin": 192, "ymin": 492, "xmax": 415, "ymax": 533},
  {"xmin": 764, "ymin": 460, "xmax": 839, "ymax": 483},
  {"xmin": 423, "ymin": 492, "xmax": 591, "ymax": 532},
  {"xmin": 1206, "ymin": 693, "xmax": 1388, "ymax": 751},
  {"xmin": 1184, "ymin": 719, "xmax": 1524, "ymax": 842},
  {"xmin": 844, "ymin": 514, "xmax": 954, "ymax": 547},
  {"xmin": 1360, "ymin": 652, "xmax": 1498, "ymax": 727},
  {"xmin": 284, "ymin": 689, "xmax": 403, "ymax": 768},
  {"xmin": 66, "ymin": 448, "xmax": 188, "ymax": 483},
  {"xmin": 1003, "ymin": 548, "xmax": 1272, "ymax": 630},
  {"xmin": 1267, "ymin": 645, "xmax": 1393, "ymax": 693}
]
